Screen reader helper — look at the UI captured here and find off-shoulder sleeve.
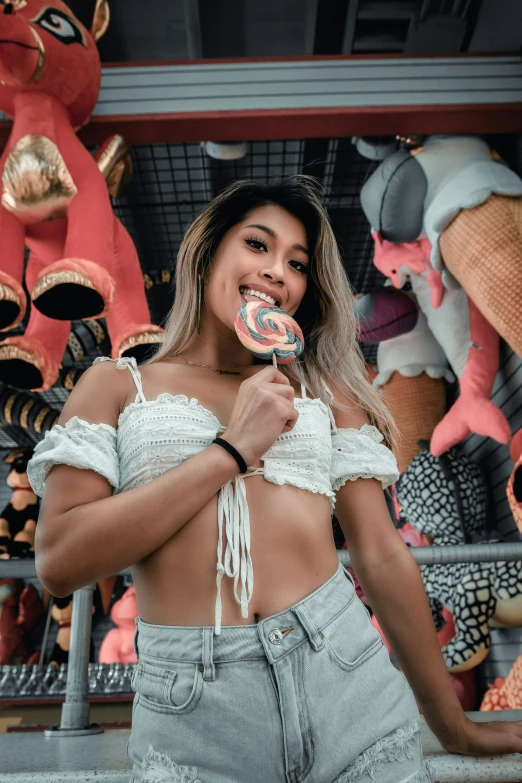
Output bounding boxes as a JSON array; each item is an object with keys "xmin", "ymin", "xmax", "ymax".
[
  {"xmin": 330, "ymin": 424, "xmax": 399, "ymax": 491},
  {"xmin": 26, "ymin": 416, "xmax": 119, "ymax": 498}
]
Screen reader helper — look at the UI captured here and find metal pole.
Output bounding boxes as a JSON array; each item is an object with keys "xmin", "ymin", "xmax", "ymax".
[
  {"xmin": 45, "ymin": 583, "xmax": 103, "ymax": 737},
  {"xmin": 338, "ymin": 542, "xmax": 522, "ymax": 568},
  {"xmin": 2, "ymin": 542, "xmax": 522, "ymax": 582},
  {"xmin": 37, "ymin": 595, "xmax": 54, "ymax": 671}
]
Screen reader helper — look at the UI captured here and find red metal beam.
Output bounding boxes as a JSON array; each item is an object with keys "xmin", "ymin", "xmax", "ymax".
[{"xmin": 2, "ymin": 103, "xmax": 520, "ymax": 149}]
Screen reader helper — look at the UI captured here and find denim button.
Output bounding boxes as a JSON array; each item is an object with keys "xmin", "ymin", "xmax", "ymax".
[{"xmin": 268, "ymin": 629, "xmax": 284, "ymax": 645}]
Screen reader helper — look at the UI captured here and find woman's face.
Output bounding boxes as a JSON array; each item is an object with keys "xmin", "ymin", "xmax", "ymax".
[{"xmin": 204, "ymin": 204, "xmax": 310, "ymax": 331}]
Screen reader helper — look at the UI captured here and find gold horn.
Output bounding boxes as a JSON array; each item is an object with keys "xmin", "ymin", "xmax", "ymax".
[{"xmin": 91, "ymin": 0, "xmax": 110, "ymax": 42}]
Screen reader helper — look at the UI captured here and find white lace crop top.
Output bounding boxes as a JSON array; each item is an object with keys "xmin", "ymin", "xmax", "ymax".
[{"xmin": 27, "ymin": 356, "xmax": 399, "ymax": 635}]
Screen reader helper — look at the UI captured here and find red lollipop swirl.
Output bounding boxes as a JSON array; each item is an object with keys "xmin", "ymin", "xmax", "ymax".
[{"xmin": 234, "ymin": 302, "xmax": 304, "ymax": 365}]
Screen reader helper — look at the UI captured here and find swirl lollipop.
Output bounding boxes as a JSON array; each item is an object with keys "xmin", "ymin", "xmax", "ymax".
[{"xmin": 234, "ymin": 302, "xmax": 304, "ymax": 366}]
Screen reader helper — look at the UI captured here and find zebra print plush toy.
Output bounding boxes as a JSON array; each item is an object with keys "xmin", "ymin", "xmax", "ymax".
[{"xmin": 396, "ymin": 446, "xmax": 522, "ymax": 673}]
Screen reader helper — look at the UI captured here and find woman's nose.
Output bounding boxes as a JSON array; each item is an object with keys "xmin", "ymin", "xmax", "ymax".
[
  {"xmin": 261, "ymin": 258, "xmax": 285, "ymax": 285},
  {"xmin": 262, "ymin": 270, "xmax": 284, "ymax": 285}
]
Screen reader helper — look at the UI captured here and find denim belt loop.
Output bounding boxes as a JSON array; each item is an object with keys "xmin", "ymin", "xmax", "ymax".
[
  {"xmin": 293, "ymin": 603, "xmax": 324, "ymax": 651},
  {"xmin": 201, "ymin": 627, "xmax": 216, "ymax": 681},
  {"xmin": 133, "ymin": 618, "xmax": 140, "ymax": 660}
]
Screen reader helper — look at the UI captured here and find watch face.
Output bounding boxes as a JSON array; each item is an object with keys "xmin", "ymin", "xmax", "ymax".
[{"xmin": 32, "ymin": 7, "xmax": 86, "ymax": 47}]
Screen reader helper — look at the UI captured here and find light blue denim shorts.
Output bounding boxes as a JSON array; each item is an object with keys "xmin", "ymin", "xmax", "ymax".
[{"xmin": 128, "ymin": 563, "xmax": 431, "ymax": 783}]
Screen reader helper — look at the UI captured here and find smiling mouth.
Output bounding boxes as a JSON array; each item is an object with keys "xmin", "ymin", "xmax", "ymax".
[{"xmin": 239, "ymin": 287, "xmax": 280, "ymax": 307}]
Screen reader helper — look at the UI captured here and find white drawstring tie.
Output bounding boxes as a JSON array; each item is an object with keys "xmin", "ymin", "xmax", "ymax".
[{"xmin": 214, "ymin": 470, "xmax": 263, "ymax": 635}]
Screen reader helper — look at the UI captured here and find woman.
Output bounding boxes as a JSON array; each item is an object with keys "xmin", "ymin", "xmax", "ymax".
[{"xmin": 28, "ymin": 177, "xmax": 522, "ymax": 782}]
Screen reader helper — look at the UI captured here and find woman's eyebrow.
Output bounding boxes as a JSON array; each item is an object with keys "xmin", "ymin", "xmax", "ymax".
[{"xmin": 245, "ymin": 224, "xmax": 309, "ymax": 257}]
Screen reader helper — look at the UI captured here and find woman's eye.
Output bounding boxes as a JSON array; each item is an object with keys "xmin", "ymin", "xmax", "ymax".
[
  {"xmin": 245, "ymin": 238, "xmax": 267, "ymax": 252},
  {"xmin": 290, "ymin": 260, "xmax": 308, "ymax": 274}
]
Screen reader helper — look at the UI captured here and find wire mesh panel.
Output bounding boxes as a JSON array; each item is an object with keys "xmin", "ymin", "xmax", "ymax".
[{"xmin": 112, "ymin": 138, "xmax": 385, "ymax": 300}]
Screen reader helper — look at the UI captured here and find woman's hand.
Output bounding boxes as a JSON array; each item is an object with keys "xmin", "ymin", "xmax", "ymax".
[
  {"xmin": 222, "ymin": 365, "xmax": 298, "ymax": 466},
  {"xmin": 443, "ymin": 717, "xmax": 522, "ymax": 756}
]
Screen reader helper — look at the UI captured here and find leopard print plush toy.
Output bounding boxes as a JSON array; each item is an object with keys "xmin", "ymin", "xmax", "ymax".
[{"xmin": 396, "ymin": 446, "xmax": 522, "ymax": 673}]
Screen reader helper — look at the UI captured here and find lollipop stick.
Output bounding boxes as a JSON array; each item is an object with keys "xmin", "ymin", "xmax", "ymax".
[{"xmin": 272, "ymin": 354, "xmax": 277, "ymax": 369}]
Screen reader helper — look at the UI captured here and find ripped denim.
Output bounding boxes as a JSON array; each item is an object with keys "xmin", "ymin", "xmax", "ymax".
[{"xmin": 128, "ymin": 563, "xmax": 430, "ymax": 783}]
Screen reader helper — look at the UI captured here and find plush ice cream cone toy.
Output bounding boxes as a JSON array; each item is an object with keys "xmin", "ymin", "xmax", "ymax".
[
  {"xmin": 439, "ymin": 194, "xmax": 522, "ymax": 358},
  {"xmin": 355, "ymin": 288, "xmax": 449, "ymax": 471},
  {"xmin": 360, "ymin": 135, "xmax": 522, "ymax": 361},
  {"xmin": 370, "ymin": 234, "xmax": 511, "ymax": 455},
  {"xmin": 481, "ymin": 654, "xmax": 522, "ymax": 711},
  {"xmin": 367, "ymin": 365, "xmax": 446, "ymax": 475}
]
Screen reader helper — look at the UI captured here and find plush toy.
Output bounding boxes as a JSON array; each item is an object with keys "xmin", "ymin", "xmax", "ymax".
[
  {"xmin": 396, "ymin": 446, "xmax": 522, "ymax": 672},
  {"xmin": 355, "ymin": 291, "xmax": 452, "ymax": 472},
  {"xmin": 0, "ymin": 448, "xmax": 39, "ymax": 559},
  {"xmin": 370, "ymin": 234, "xmax": 510, "ymax": 456},
  {"xmin": 480, "ymin": 654, "xmax": 522, "ymax": 711},
  {"xmin": 49, "ymin": 593, "xmax": 95, "ymax": 667},
  {"xmin": 0, "ymin": 2, "xmax": 163, "ymax": 390},
  {"xmin": 45, "ymin": 575, "xmax": 115, "ymax": 666},
  {"xmin": 98, "ymin": 585, "xmax": 138, "ymax": 665},
  {"xmin": 0, "ymin": 578, "xmax": 42, "ymax": 664},
  {"xmin": 0, "ymin": 135, "xmax": 163, "ymax": 390},
  {"xmin": 0, "ymin": 0, "xmax": 115, "ymax": 328},
  {"xmin": 366, "ymin": 362, "xmax": 447, "ymax": 475},
  {"xmin": 353, "ymin": 287, "xmax": 419, "ymax": 344},
  {"xmin": 372, "ymin": 309, "xmax": 453, "ymax": 388},
  {"xmin": 360, "ymin": 135, "xmax": 522, "ymax": 358},
  {"xmin": 0, "ymin": 126, "xmax": 163, "ymax": 390},
  {"xmin": 507, "ymin": 429, "xmax": 522, "ymax": 534}
]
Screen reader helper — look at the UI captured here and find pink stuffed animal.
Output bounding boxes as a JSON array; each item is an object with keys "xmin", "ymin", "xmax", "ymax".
[
  {"xmin": 98, "ymin": 585, "xmax": 138, "ymax": 665},
  {"xmin": 372, "ymin": 234, "xmax": 510, "ymax": 456}
]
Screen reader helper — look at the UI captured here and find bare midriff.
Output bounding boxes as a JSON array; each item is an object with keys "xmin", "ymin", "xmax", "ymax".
[
  {"xmin": 124, "ymin": 360, "xmax": 340, "ymax": 628},
  {"xmin": 131, "ymin": 480, "xmax": 339, "ymax": 626}
]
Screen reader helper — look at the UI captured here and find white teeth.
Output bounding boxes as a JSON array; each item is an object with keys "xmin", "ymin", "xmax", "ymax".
[{"xmin": 240, "ymin": 287, "xmax": 277, "ymax": 306}]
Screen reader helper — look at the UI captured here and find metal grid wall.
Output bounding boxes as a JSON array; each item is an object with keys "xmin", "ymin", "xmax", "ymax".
[
  {"xmin": 0, "ymin": 137, "xmax": 384, "ymax": 452},
  {"xmin": 113, "ymin": 138, "xmax": 384, "ymax": 296}
]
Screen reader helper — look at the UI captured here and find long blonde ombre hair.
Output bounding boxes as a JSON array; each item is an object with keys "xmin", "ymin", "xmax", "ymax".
[{"xmin": 144, "ymin": 176, "xmax": 395, "ymax": 445}]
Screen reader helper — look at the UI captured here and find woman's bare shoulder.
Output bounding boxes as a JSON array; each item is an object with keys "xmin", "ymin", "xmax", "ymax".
[
  {"xmin": 58, "ymin": 360, "xmax": 129, "ymax": 428},
  {"xmin": 325, "ymin": 377, "xmax": 370, "ymax": 430}
]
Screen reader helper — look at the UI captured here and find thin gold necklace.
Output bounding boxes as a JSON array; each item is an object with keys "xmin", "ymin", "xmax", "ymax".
[{"xmin": 177, "ymin": 355, "xmax": 249, "ymax": 375}]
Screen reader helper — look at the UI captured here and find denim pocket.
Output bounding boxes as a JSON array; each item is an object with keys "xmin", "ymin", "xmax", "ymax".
[
  {"xmin": 320, "ymin": 595, "xmax": 383, "ymax": 671},
  {"xmin": 133, "ymin": 658, "xmax": 203, "ymax": 715}
]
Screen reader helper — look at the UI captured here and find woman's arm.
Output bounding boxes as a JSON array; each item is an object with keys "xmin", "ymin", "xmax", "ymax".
[
  {"xmin": 36, "ymin": 363, "xmax": 297, "ymax": 598},
  {"xmin": 331, "ymin": 385, "xmax": 522, "ymax": 755},
  {"xmin": 335, "ymin": 478, "xmax": 467, "ymax": 746},
  {"xmin": 35, "ymin": 361, "xmax": 240, "ymax": 596}
]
